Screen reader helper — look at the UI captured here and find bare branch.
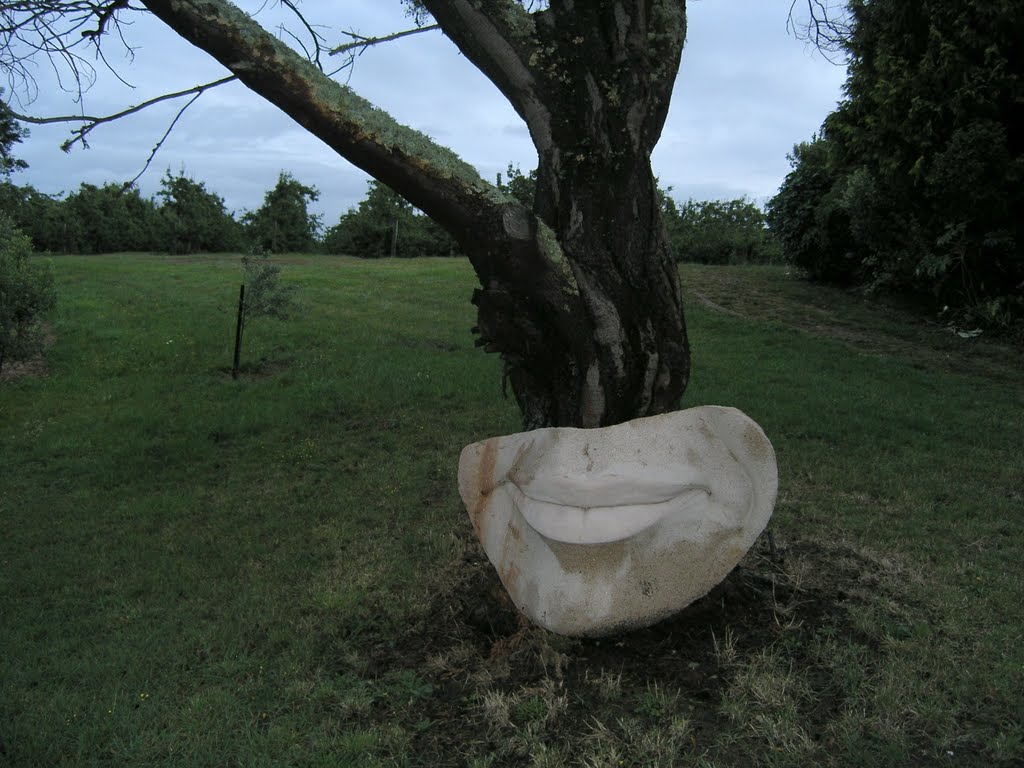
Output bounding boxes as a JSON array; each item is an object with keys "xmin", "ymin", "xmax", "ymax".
[
  {"xmin": 787, "ymin": 0, "xmax": 852, "ymax": 63},
  {"xmin": 123, "ymin": 87, "xmax": 203, "ymax": 187},
  {"xmin": 278, "ymin": 0, "xmax": 325, "ymax": 71},
  {"xmin": 80, "ymin": 0, "xmax": 129, "ymax": 40},
  {"xmin": 325, "ymin": 23, "xmax": 440, "ymax": 81},
  {"xmin": 0, "ymin": 0, "xmax": 141, "ymax": 104},
  {"xmin": 7, "ymin": 75, "xmax": 236, "ymax": 150},
  {"xmin": 328, "ymin": 23, "xmax": 440, "ymax": 57}
]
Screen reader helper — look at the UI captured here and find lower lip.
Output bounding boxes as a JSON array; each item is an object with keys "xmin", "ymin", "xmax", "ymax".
[{"xmin": 510, "ymin": 484, "xmax": 710, "ymax": 545}]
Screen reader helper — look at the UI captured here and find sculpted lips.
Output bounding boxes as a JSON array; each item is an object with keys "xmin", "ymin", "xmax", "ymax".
[{"xmin": 509, "ymin": 469, "xmax": 708, "ymax": 545}]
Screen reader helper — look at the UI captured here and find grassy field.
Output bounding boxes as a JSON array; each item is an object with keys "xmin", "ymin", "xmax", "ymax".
[{"xmin": 1, "ymin": 253, "xmax": 1022, "ymax": 767}]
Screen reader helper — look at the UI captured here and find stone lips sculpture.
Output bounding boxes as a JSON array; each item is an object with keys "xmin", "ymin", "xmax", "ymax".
[{"xmin": 458, "ymin": 406, "xmax": 778, "ymax": 637}]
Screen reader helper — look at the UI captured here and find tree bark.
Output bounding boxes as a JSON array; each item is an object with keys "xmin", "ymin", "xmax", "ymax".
[
  {"xmin": 141, "ymin": 0, "xmax": 691, "ymax": 428},
  {"xmin": 423, "ymin": 0, "xmax": 691, "ymax": 427}
]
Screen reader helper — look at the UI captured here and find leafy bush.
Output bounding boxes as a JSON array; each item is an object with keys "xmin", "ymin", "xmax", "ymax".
[
  {"xmin": 157, "ymin": 170, "xmax": 244, "ymax": 254},
  {"xmin": 243, "ymin": 172, "xmax": 321, "ymax": 254},
  {"xmin": 766, "ymin": 138, "xmax": 859, "ymax": 282},
  {"xmin": 663, "ymin": 194, "xmax": 782, "ymax": 266},
  {"xmin": 0, "ymin": 213, "xmax": 56, "ymax": 374},
  {"xmin": 323, "ymin": 180, "xmax": 459, "ymax": 258},
  {"xmin": 58, "ymin": 183, "xmax": 162, "ymax": 254}
]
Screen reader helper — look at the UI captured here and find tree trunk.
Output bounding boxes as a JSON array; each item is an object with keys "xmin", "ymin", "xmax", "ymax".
[
  {"xmin": 434, "ymin": 1, "xmax": 691, "ymax": 427},
  {"xmin": 469, "ymin": 159, "xmax": 689, "ymax": 429},
  {"xmin": 141, "ymin": 0, "xmax": 691, "ymax": 428}
]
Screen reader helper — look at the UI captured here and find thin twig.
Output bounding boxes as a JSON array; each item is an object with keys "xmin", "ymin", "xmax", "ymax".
[
  {"xmin": 786, "ymin": 0, "xmax": 851, "ymax": 63},
  {"xmin": 328, "ymin": 23, "xmax": 440, "ymax": 56},
  {"xmin": 280, "ymin": 0, "xmax": 325, "ymax": 70},
  {"xmin": 8, "ymin": 74, "xmax": 235, "ymax": 126},
  {"xmin": 123, "ymin": 88, "xmax": 204, "ymax": 188}
]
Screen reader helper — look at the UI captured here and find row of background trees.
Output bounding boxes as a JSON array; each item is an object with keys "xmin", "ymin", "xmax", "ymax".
[
  {"xmin": 0, "ymin": 162, "xmax": 782, "ymax": 265},
  {"xmin": 0, "ymin": 168, "xmax": 452, "ymax": 257},
  {"xmin": 6, "ymin": 0, "xmax": 1020, "ymax": 332}
]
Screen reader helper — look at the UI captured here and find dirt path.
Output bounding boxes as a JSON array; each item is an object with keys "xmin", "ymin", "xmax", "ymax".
[{"xmin": 681, "ymin": 265, "xmax": 1023, "ymax": 388}]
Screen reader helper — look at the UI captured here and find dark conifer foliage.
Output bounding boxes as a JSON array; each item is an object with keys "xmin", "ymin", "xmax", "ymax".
[{"xmin": 769, "ymin": 0, "xmax": 1023, "ymax": 329}]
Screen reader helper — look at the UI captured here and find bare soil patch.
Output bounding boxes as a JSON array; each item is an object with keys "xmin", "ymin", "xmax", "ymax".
[{"xmin": 340, "ymin": 526, "xmax": 929, "ymax": 765}]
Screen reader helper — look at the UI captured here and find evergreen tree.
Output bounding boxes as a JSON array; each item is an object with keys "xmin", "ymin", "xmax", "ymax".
[
  {"xmin": 323, "ymin": 180, "xmax": 458, "ymax": 258},
  {"xmin": 244, "ymin": 172, "xmax": 321, "ymax": 254},
  {"xmin": 770, "ymin": 0, "xmax": 1023, "ymax": 327},
  {"xmin": 157, "ymin": 170, "xmax": 243, "ymax": 254},
  {"xmin": 0, "ymin": 213, "xmax": 56, "ymax": 374}
]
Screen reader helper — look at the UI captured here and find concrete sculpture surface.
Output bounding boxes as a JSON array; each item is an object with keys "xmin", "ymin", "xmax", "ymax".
[{"xmin": 458, "ymin": 406, "xmax": 778, "ymax": 636}]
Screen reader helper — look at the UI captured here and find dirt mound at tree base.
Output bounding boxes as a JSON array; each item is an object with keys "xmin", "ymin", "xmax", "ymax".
[{"xmin": 344, "ymin": 531, "xmax": 933, "ymax": 766}]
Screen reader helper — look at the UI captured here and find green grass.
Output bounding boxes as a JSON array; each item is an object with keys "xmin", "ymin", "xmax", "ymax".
[{"xmin": 1, "ymin": 254, "xmax": 1022, "ymax": 767}]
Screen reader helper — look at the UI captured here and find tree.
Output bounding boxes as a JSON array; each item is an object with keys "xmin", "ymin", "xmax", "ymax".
[
  {"xmin": 766, "ymin": 137, "xmax": 859, "ymax": 282},
  {"xmin": 495, "ymin": 163, "xmax": 537, "ymax": 209},
  {"xmin": 231, "ymin": 253, "xmax": 299, "ymax": 378},
  {"xmin": 58, "ymin": 182, "xmax": 162, "ymax": 254},
  {"xmin": 0, "ymin": 182, "xmax": 64, "ymax": 252},
  {"xmin": 243, "ymin": 172, "xmax": 321, "ymax": 255},
  {"xmin": 3, "ymin": 0, "xmax": 691, "ymax": 428},
  {"xmin": 773, "ymin": 0, "xmax": 1023, "ymax": 328},
  {"xmin": 663, "ymin": 196, "xmax": 781, "ymax": 266},
  {"xmin": 0, "ymin": 212, "xmax": 56, "ymax": 374},
  {"xmin": 323, "ymin": 180, "xmax": 459, "ymax": 258},
  {"xmin": 157, "ymin": 170, "xmax": 244, "ymax": 254},
  {"xmin": 324, "ymin": 179, "xmax": 413, "ymax": 258},
  {"xmin": 0, "ymin": 89, "xmax": 27, "ymax": 178}
]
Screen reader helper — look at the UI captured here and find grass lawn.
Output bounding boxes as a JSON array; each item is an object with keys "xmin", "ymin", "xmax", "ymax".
[{"xmin": 1, "ymin": 253, "xmax": 1022, "ymax": 767}]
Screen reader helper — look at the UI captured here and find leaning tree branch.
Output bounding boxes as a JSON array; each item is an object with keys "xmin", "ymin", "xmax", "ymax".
[
  {"xmin": 419, "ymin": 0, "xmax": 552, "ymax": 153},
  {"xmin": 138, "ymin": 0, "xmax": 582, "ymax": 352},
  {"xmin": 138, "ymin": 0, "xmax": 538, "ymax": 242}
]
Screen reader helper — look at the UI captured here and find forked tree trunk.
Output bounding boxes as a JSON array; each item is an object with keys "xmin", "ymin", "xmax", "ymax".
[
  {"xmin": 142, "ymin": 0, "xmax": 691, "ymax": 428},
  {"xmin": 470, "ymin": 160, "xmax": 689, "ymax": 429},
  {"xmin": 430, "ymin": 1, "xmax": 691, "ymax": 428}
]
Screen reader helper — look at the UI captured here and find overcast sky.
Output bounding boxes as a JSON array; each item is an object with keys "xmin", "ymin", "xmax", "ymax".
[{"xmin": 11, "ymin": 0, "xmax": 847, "ymax": 224}]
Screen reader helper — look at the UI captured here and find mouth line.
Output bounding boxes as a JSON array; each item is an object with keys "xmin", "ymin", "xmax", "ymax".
[
  {"xmin": 508, "ymin": 483, "xmax": 711, "ymax": 545},
  {"xmin": 511, "ymin": 469, "xmax": 702, "ymax": 508}
]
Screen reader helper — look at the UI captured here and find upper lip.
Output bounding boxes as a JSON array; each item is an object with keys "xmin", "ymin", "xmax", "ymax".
[{"xmin": 512, "ymin": 469, "xmax": 703, "ymax": 508}]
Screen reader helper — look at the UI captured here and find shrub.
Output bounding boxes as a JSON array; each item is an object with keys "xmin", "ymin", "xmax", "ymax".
[
  {"xmin": 157, "ymin": 170, "xmax": 244, "ymax": 254},
  {"xmin": 766, "ymin": 138, "xmax": 859, "ymax": 283},
  {"xmin": 666, "ymin": 197, "xmax": 782, "ymax": 266},
  {"xmin": 0, "ymin": 213, "xmax": 56, "ymax": 374}
]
